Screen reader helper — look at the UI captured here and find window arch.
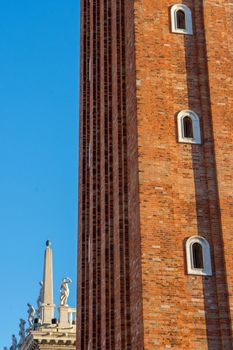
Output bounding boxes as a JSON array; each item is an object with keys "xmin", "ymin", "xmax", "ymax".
[
  {"xmin": 183, "ymin": 116, "xmax": 193, "ymax": 138},
  {"xmin": 177, "ymin": 110, "xmax": 201, "ymax": 144},
  {"xmin": 176, "ymin": 10, "xmax": 186, "ymax": 30},
  {"xmin": 186, "ymin": 236, "xmax": 212, "ymax": 276},
  {"xmin": 171, "ymin": 4, "xmax": 193, "ymax": 35},
  {"xmin": 192, "ymin": 243, "xmax": 204, "ymax": 269}
]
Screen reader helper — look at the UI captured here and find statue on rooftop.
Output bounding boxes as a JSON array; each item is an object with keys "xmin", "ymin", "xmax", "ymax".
[
  {"xmin": 36, "ymin": 281, "xmax": 43, "ymax": 321},
  {"xmin": 9, "ymin": 335, "xmax": 17, "ymax": 350},
  {"xmin": 18, "ymin": 319, "xmax": 26, "ymax": 345},
  {"xmin": 27, "ymin": 303, "xmax": 35, "ymax": 327},
  {"xmin": 37, "ymin": 281, "xmax": 43, "ymax": 308},
  {"xmin": 60, "ymin": 277, "xmax": 72, "ymax": 306}
]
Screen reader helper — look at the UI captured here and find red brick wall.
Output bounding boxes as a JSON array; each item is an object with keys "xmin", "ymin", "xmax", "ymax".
[
  {"xmin": 134, "ymin": 0, "xmax": 233, "ymax": 349},
  {"xmin": 203, "ymin": 0, "xmax": 233, "ymax": 344},
  {"xmin": 77, "ymin": 1, "xmax": 144, "ymax": 349},
  {"xmin": 78, "ymin": 0, "xmax": 233, "ymax": 348}
]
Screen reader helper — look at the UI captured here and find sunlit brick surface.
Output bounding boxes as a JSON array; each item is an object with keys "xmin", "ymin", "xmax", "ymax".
[{"xmin": 78, "ymin": 1, "xmax": 233, "ymax": 349}]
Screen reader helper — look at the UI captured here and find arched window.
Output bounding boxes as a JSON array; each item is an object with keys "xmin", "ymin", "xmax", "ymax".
[
  {"xmin": 186, "ymin": 236, "xmax": 212, "ymax": 276},
  {"xmin": 192, "ymin": 243, "xmax": 204, "ymax": 269},
  {"xmin": 171, "ymin": 5, "xmax": 193, "ymax": 35},
  {"xmin": 177, "ymin": 110, "xmax": 201, "ymax": 144},
  {"xmin": 176, "ymin": 10, "xmax": 186, "ymax": 30},
  {"xmin": 183, "ymin": 116, "xmax": 193, "ymax": 138}
]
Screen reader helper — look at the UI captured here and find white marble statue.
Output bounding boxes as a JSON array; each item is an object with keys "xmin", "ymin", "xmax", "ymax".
[
  {"xmin": 60, "ymin": 277, "xmax": 72, "ymax": 306},
  {"xmin": 9, "ymin": 335, "xmax": 17, "ymax": 350},
  {"xmin": 18, "ymin": 319, "xmax": 26, "ymax": 345},
  {"xmin": 36, "ymin": 281, "xmax": 43, "ymax": 320},
  {"xmin": 37, "ymin": 281, "xmax": 43, "ymax": 308},
  {"xmin": 27, "ymin": 303, "xmax": 35, "ymax": 327}
]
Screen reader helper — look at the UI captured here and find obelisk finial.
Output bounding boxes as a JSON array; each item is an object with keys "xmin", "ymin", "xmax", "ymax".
[{"xmin": 41, "ymin": 240, "xmax": 55, "ymax": 324}]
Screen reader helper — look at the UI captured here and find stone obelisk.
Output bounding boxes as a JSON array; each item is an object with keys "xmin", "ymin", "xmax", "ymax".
[{"xmin": 41, "ymin": 240, "xmax": 55, "ymax": 324}]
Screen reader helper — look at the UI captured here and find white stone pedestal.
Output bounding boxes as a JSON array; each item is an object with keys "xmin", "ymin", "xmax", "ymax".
[
  {"xmin": 59, "ymin": 306, "xmax": 69, "ymax": 328},
  {"xmin": 41, "ymin": 304, "xmax": 55, "ymax": 324}
]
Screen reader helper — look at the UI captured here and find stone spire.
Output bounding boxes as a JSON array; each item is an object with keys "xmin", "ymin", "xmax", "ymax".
[{"xmin": 41, "ymin": 240, "xmax": 55, "ymax": 324}]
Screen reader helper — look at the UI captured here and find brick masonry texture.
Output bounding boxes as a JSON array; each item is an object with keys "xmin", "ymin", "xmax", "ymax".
[
  {"xmin": 77, "ymin": 0, "xmax": 233, "ymax": 349},
  {"xmin": 134, "ymin": 0, "xmax": 233, "ymax": 349},
  {"xmin": 77, "ymin": 1, "xmax": 143, "ymax": 349}
]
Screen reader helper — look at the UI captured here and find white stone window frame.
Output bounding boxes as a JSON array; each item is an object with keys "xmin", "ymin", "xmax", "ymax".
[
  {"xmin": 171, "ymin": 4, "xmax": 193, "ymax": 35},
  {"xmin": 186, "ymin": 236, "xmax": 212, "ymax": 276},
  {"xmin": 177, "ymin": 110, "xmax": 201, "ymax": 144}
]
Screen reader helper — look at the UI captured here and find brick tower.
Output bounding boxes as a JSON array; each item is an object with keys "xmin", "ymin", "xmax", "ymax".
[{"xmin": 77, "ymin": 1, "xmax": 233, "ymax": 349}]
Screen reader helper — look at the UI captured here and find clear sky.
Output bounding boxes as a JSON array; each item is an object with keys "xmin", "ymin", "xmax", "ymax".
[{"xmin": 0, "ymin": 1, "xmax": 80, "ymax": 348}]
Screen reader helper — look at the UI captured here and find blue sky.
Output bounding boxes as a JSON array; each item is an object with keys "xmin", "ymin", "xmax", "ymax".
[{"xmin": 0, "ymin": 1, "xmax": 80, "ymax": 347}]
